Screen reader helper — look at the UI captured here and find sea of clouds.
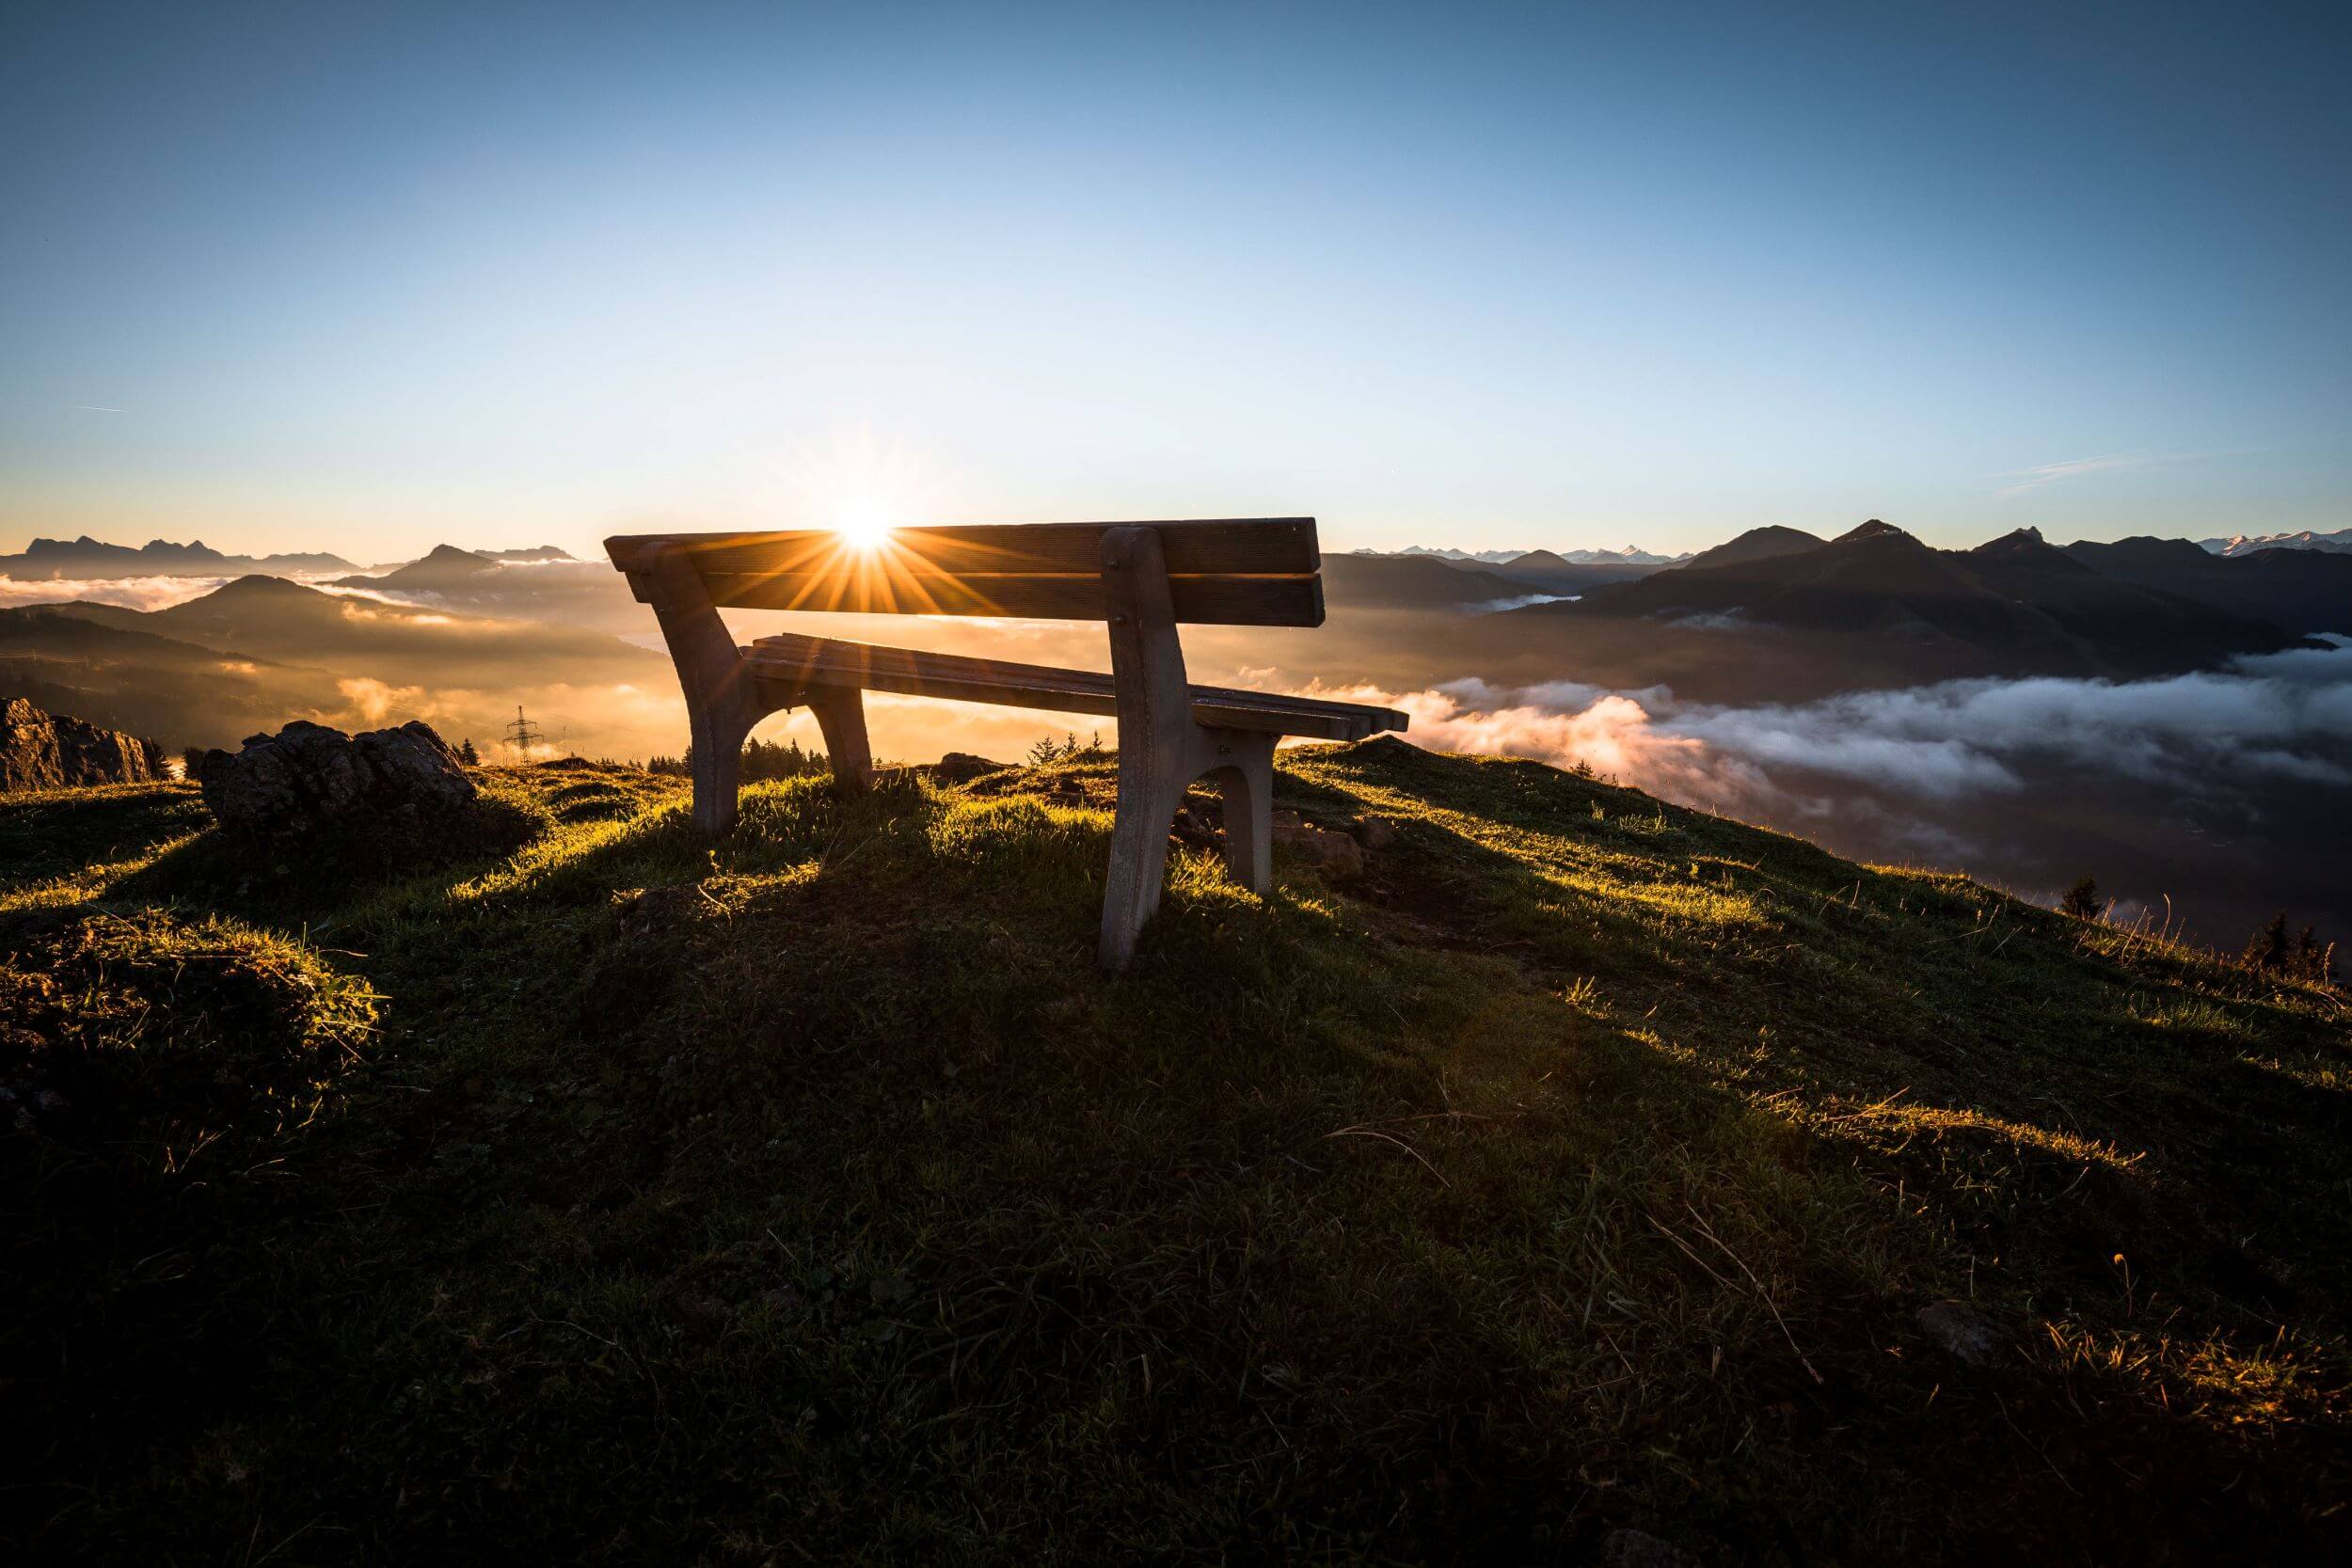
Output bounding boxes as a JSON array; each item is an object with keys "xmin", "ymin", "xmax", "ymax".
[{"xmin": 1296, "ymin": 636, "xmax": 2352, "ymax": 894}]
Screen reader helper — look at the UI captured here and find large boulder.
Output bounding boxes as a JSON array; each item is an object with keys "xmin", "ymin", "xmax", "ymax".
[
  {"xmin": 1, "ymin": 699, "xmax": 164, "ymax": 791},
  {"xmin": 198, "ymin": 720, "xmax": 475, "ymax": 841}
]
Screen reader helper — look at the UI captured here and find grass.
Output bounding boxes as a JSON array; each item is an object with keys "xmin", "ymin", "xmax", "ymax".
[{"xmin": 3, "ymin": 740, "xmax": 2347, "ymax": 1564}]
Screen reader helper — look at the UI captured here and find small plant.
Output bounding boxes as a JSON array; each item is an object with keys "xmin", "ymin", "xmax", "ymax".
[{"xmin": 2060, "ymin": 875, "xmax": 2101, "ymax": 921}]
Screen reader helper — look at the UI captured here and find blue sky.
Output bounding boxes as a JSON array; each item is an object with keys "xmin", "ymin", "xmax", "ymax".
[{"xmin": 3, "ymin": 0, "xmax": 2345, "ymax": 560}]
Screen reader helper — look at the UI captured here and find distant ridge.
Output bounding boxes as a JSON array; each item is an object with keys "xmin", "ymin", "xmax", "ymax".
[
  {"xmin": 2197, "ymin": 526, "xmax": 2352, "ymax": 558},
  {"xmin": 476, "ymin": 546, "xmax": 577, "ymax": 562},
  {"xmin": 1479, "ymin": 517, "xmax": 2323, "ymax": 699},
  {"xmin": 1373, "ymin": 543, "xmax": 1688, "ymax": 566},
  {"xmin": 0, "ymin": 534, "xmax": 358, "ymax": 580}
]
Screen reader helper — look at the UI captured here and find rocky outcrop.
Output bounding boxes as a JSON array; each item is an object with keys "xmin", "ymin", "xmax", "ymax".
[
  {"xmin": 198, "ymin": 720, "xmax": 475, "ymax": 841},
  {"xmin": 1, "ymin": 699, "xmax": 164, "ymax": 791},
  {"xmin": 934, "ymin": 752, "xmax": 1009, "ymax": 783}
]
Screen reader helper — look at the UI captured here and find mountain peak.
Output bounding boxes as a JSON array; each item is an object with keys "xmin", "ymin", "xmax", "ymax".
[
  {"xmin": 1676, "ymin": 525, "xmax": 1826, "ymax": 573},
  {"xmin": 1972, "ymin": 526, "xmax": 2092, "ymax": 573},
  {"xmin": 204, "ymin": 574, "xmax": 320, "ymax": 600},
  {"xmin": 1834, "ymin": 518, "xmax": 1914, "ymax": 546}
]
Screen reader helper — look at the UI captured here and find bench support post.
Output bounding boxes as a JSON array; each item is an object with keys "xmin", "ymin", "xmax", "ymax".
[
  {"xmin": 632, "ymin": 543, "xmax": 764, "ymax": 836},
  {"xmin": 805, "ymin": 687, "xmax": 873, "ymax": 792},
  {"xmin": 1098, "ymin": 527, "xmax": 1279, "ymax": 971},
  {"xmin": 1200, "ymin": 729, "xmax": 1278, "ymax": 893}
]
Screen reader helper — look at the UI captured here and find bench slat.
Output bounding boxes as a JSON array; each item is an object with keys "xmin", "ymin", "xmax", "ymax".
[
  {"xmin": 745, "ymin": 633, "xmax": 1406, "ymax": 743},
  {"xmin": 608, "ymin": 518, "xmax": 1319, "ymax": 578},
  {"xmin": 674, "ymin": 569, "xmax": 1323, "ymax": 626}
]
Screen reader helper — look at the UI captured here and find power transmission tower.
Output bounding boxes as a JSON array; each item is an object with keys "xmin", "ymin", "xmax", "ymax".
[{"xmin": 503, "ymin": 704, "xmax": 543, "ymax": 758}]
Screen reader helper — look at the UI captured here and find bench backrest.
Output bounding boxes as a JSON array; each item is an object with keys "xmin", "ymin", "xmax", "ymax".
[{"xmin": 606, "ymin": 518, "xmax": 1324, "ymax": 626}]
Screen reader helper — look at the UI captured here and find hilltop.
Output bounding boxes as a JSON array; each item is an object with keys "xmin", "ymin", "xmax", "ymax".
[{"xmin": 4, "ymin": 740, "xmax": 2344, "ymax": 1563}]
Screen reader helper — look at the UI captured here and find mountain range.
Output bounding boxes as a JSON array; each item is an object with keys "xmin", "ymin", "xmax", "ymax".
[
  {"xmin": 1374, "ymin": 544, "xmax": 1690, "ymax": 566},
  {"xmin": 5, "ymin": 520, "xmax": 2347, "ymax": 746},
  {"xmin": 1450, "ymin": 519, "xmax": 2349, "ymax": 702},
  {"xmin": 2197, "ymin": 526, "xmax": 2352, "ymax": 557},
  {"xmin": 0, "ymin": 534, "xmax": 358, "ymax": 579}
]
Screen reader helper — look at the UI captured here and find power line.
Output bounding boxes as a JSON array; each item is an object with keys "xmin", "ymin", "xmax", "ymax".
[{"xmin": 503, "ymin": 704, "xmax": 543, "ymax": 756}]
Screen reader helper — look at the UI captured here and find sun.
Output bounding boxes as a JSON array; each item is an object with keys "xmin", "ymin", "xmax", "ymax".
[{"xmin": 833, "ymin": 498, "xmax": 896, "ymax": 552}]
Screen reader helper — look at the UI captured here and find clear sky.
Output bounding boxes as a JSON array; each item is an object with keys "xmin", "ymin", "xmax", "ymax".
[{"xmin": 3, "ymin": 0, "xmax": 2345, "ymax": 561}]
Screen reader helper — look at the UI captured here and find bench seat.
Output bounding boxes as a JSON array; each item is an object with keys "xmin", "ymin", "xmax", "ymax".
[
  {"xmin": 747, "ymin": 631, "xmax": 1406, "ymax": 744},
  {"xmin": 611, "ymin": 517, "xmax": 1407, "ymax": 969}
]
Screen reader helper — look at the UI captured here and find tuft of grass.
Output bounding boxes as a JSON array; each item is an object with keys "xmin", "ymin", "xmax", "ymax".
[
  {"xmin": 1, "ymin": 739, "xmax": 2345, "ymax": 1564},
  {"xmin": 3, "ymin": 905, "xmax": 381, "ymax": 1518}
]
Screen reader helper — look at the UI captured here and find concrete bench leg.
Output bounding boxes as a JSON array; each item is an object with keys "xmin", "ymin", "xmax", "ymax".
[
  {"xmin": 806, "ymin": 686, "xmax": 873, "ymax": 791},
  {"xmin": 1100, "ymin": 768, "xmax": 1185, "ymax": 972},
  {"xmin": 630, "ymin": 543, "xmax": 765, "ymax": 837},
  {"xmin": 1097, "ymin": 525, "xmax": 1287, "ymax": 970},
  {"xmin": 1200, "ymin": 729, "xmax": 1277, "ymax": 895}
]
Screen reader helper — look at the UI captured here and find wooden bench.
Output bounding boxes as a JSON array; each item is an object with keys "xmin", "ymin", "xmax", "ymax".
[{"xmin": 606, "ymin": 518, "xmax": 1406, "ymax": 969}]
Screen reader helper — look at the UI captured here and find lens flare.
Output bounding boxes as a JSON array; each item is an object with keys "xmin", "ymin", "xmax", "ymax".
[{"xmin": 834, "ymin": 499, "xmax": 895, "ymax": 551}]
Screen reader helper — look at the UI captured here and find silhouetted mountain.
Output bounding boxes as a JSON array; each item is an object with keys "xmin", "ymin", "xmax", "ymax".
[
  {"xmin": 1317, "ymin": 554, "xmax": 1529, "ymax": 610},
  {"xmin": 1968, "ymin": 525, "xmax": 2093, "ymax": 573},
  {"xmin": 0, "ymin": 534, "xmax": 357, "ymax": 579},
  {"xmin": 1453, "ymin": 520, "xmax": 2313, "ymax": 703},
  {"xmin": 1355, "ymin": 554, "xmax": 1665, "ymax": 596},
  {"xmin": 0, "ymin": 601, "xmax": 339, "ymax": 744},
  {"xmin": 8, "ymin": 577, "xmax": 668, "ymax": 750},
  {"xmin": 51, "ymin": 576, "xmax": 662, "ymax": 685},
  {"xmin": 334, "ymin": 544, "xmax": 502, "ymax": 590},
  {"xmin": 1672, "ymin": 525, "xmax": 1825, "ymax": 573},
  {"xmin": 2066, "ymin": 536, "xmax": 2352, "ymax": 635}
]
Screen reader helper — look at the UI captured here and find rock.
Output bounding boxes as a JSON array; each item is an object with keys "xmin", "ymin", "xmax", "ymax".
[
  {"xmin": 2, "ymin": 698, "xmax": 164, "ymax": 791},
  {"xmin": 1916, "ymin": 1300, "xmax": 2009, "ymax": 1367},
  {"xmin": 1272, "ymin": 810, "xmax": 1364, "ymax": 877},
  {"xmin": 934, "ymin": 752, "xmax": 1009, "ymax": 783},
  {"xmin": 1602, "ymin": 1528, "xmax": 1704, "ymax": 1568},
  {"xmin": 198, "ymin": 719, "xmax": 476, "ymax": 841},
  {"xmin": 1355, "ymin": 815, "xmax": 1400, "ymax": 849},
  {"xmin": 1168, "ymin": 804, "xmax": 1220, "ymax": 852}
]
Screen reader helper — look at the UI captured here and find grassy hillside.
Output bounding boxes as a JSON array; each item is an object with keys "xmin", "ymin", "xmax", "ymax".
[{"xmin": 4, "ymin": 741, "xmax": 2347, "ymax": 1563}]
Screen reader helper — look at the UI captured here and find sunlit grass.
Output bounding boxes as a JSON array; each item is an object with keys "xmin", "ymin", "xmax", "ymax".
[{"xmin": 3, "ymin": 742, "xmax": 2345, "ymax": 1561}]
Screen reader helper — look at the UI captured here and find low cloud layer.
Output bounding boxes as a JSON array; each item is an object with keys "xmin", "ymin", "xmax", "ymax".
[
  {"xmin": 0, "ymin": 576, "xmax": 234, "ymax": 612},
  {"xmin": 1305, "ymin": 637, "xmax": 2352, "ymax": 815},
  {"xmin": 1296, "ymin": 637, "xmax": 2352, "ymax": 932}
]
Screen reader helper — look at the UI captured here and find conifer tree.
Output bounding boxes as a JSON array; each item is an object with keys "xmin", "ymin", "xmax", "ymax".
[{"xmin": 2243, "ymin": 911, "xmax": 2292, "ymax": 974}]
